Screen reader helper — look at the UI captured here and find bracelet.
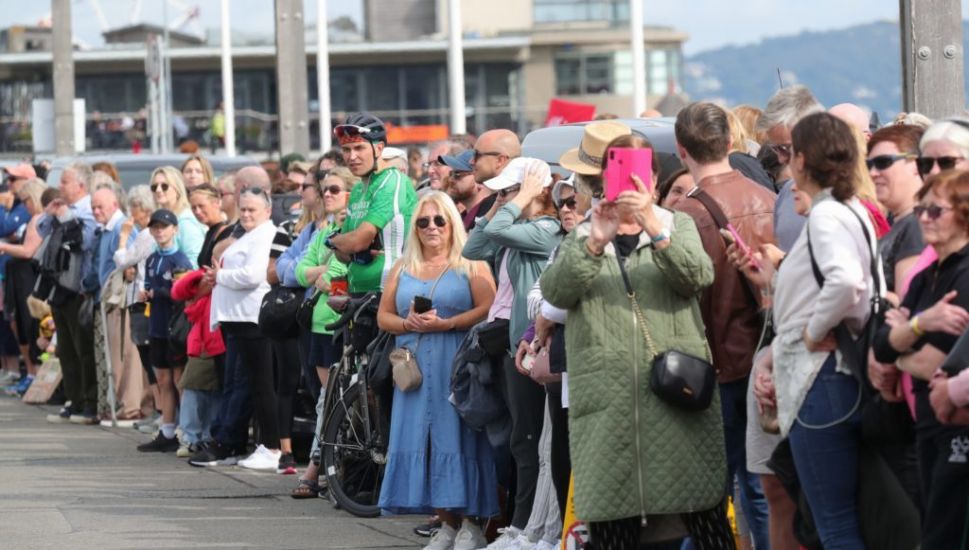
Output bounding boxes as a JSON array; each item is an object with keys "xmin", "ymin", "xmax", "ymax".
[
  {"xmin": 401, "ymin": 318, "xmax": 408, "ymax": 333},
  {"xmin": 910, "ymin": 316, "xmax": 925, "ymax": 337},
  {"xmin": 585, "ymin": 239, "xmax": 604, "ymax": 257}
]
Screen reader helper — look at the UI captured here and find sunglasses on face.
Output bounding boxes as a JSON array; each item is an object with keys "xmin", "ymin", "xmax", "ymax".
[
  {"xmin": 416, "ymin": 215, "xmax": 448, "ymax": 229},
  {"xmin": 322, "ymin": 185, "xmax": 344, "ymax": 195},
  {"xmin": 498, "ymin": 185, "xmax": 520, "ymax": 198},
  {"xmin": 916, "ymin": 156, "xmax": 963, "ymax": 176},
  {"xmin": 914, "ymin": 203, "xmax": 952, "ymax": 220},
  {"xmin": 151, "ymin": 182, "xmax": 170, "ymax": 192},
  {"xmin": 770, "ymin": 143, "xmax": 793, "ymax": 157},
  {"xmin": 558, "ymin": 196, "xmax": 578, "ymax": 210},
  {"xmin": 867, "ymin": 154, "xmax": 915, "ymax": 171},
  {"xmin": 473, "ymin": 150, "xmax": 503, "ymax": 162}
]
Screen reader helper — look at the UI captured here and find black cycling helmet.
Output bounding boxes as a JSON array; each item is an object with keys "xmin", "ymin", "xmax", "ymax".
[{"xmin": 334, "ymin": 112, "xmax": 387, "ymax": 145}]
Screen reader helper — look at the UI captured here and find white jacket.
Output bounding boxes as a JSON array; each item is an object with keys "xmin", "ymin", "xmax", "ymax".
[{"xmin": 210, "ymin": 219, "xmax": 275, "ymax": 328}]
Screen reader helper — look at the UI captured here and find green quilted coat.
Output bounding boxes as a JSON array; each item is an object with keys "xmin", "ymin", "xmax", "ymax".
[{"xmin": 540, "ymin": 209, "xmax": 727, "ymax": 523}]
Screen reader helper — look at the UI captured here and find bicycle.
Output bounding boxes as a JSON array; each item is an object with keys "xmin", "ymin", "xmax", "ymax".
[{"xmin": 311, "ymin": 292, "xmax": 390, "ymax": 518}]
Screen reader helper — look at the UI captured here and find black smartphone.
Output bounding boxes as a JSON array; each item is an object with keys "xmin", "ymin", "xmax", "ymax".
[{"xmin": 413, "ymin": 295, "xmax": 432, "ymax": 314}]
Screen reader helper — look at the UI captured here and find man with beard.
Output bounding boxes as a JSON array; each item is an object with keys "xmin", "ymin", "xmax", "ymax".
[{"xmin": 442, "ymin": 150, "xmax": 495, "ymax": 231}]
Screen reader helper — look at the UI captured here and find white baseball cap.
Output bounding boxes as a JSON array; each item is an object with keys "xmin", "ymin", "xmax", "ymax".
[
  {"xmin": 484, "ymin": 157, "xmax": 553, "ymax": 191},
  {"xmin": 381, "ymin": 146, "xmax": 407, "ymax": 161}
]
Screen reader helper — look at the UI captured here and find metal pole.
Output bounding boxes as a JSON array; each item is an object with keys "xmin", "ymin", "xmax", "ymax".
[
  {"xmin": 162, "ymin": 1, "xmax": 173, "ymax": 152},
  {"xmin": 275, "ymin": 0, "xmax": 311, "ymax": 156},
  {"xmin": 317, "ymin": 0, "xmax": 331, "ymax": 153},
  {"xmin": 899, "ymin": 0, "xmax": 965, "ymax": 119},
  {"xmin": 52, "ymin": 0, "xmax": 76, "ymax": 155},
  {"xmin": 220, "ymin": 0, "xmax": 236, "ymax": 157},
  {"xmin": 630, "ymin": 0, "xmax": 647, "ymax": 116},
  {"xmin": 447, "ymin": 0, "xmax": 466, "ymax": 134}
]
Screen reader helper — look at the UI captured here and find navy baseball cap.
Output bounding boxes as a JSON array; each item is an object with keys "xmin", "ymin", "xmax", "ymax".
[
  {"xmin": 438, "ymin": 150, "xmax": 474, "ymax": 172},
  {"xmin": 148, "ymin": 209, "xmax": 179, "ymax": 227}
]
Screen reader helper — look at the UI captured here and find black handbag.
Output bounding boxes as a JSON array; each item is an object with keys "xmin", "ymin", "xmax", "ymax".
[
  {"xmin": 296, "ymin": 289, "xmax": 322, "ymax": 330},
  {"xmin": 258, "ymin": 285, "xmax": 300, "ymax": 339},
  {"xmin": 615, "ymin": 242, "xmax": 716, "ymax": 411}
]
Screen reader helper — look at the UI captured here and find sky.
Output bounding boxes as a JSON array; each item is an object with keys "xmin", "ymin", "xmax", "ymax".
[{"xmin": 1, "ymin": 0, "xmax": 968, "ymax": 56}]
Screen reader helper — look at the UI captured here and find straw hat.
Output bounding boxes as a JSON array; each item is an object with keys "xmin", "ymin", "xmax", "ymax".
[{"xmin": 558, "ymin": 121, "xmax": 632, "ymax": 175}]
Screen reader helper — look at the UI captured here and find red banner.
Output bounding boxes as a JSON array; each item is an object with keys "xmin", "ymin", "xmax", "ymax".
[{"xmin": 544, "ymin": 98, "xmax": 597, "ymax": 127}]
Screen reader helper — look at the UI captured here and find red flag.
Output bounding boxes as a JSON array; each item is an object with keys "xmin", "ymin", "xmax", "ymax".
[{"xmin": 544, "ymin": 98, "xmax": 596, "ymax": 127}]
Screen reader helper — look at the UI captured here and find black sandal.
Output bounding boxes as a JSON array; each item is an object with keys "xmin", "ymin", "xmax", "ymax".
[{"xmin": 291, "ymin": 478, "xmax": 322, "ymax": 499}]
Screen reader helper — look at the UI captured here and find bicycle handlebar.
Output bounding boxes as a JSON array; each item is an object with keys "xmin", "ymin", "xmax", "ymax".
[{"xmin": 323, "ymin": 293, "xmax": 379, "ymax": 332}]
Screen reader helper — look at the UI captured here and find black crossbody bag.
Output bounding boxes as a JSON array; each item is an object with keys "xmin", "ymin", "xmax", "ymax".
[{"xmin": 614, "ymin": 240, "xmax": 716, "ymax": 411}]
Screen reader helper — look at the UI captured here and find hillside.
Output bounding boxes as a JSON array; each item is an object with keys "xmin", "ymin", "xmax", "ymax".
[{"xmin": 683, "ymin": 20, "xmax": 969, "ymax": 117}]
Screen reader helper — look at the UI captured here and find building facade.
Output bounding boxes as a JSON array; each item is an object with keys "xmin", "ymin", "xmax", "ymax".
[{"xmin": 0, "ymin": 0, "xmax": 686, "ymax": 153}]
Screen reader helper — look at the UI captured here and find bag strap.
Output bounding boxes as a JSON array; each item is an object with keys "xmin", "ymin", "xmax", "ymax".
[
  {"xmin": 614, "ymin": 245, "xmax": 658, "ymax": 357},
  {"xmin": 688, "ymin": 188, "xmax": 762, "ymax": 308}
]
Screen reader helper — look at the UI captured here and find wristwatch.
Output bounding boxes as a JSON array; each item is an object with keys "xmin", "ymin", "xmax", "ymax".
[
  {"xmin": 324, "ymin": 233, "xmax": 338, "ymax": 250},
  {"xmin": 650, "ymin": 230, "xmax": 670, "ymax": 244}
]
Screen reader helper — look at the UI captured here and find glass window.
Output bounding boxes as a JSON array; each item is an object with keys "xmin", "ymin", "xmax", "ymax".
[
  {"xmin": 648, "ymin": 49, "xmax": 669, "ymax": 96},
  {"xmin": 362, "ymin": 67, "xmax": 399, "ymax": 112},
  {"xmin": 585, "ymin": 55, "xmax": 613, "ymax": 94},
  {"xmin": 555, "ymin": 58, "xmax": 581, "ymax": 95},
  {"xmin": 534, "ymin": 0, "xmax": 628, "ymax": 25}
]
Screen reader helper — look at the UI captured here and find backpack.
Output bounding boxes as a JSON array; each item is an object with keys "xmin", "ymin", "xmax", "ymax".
[{"xmin": 32, "ymin": 218, "xmax": 85, "ymax": 306}]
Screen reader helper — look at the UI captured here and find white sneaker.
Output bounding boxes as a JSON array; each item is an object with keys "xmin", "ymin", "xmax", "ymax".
[
  {"xmin": 237, "ymin": 444, "xmax": 283, "ymax": 471},
  {"xmin": 532, "ymin": 540, "xmax": 558, "ymax": 550},
  {"xmin": 453, "ymin": 519, "xmax": 487, "ymax": 550},
  {"xmin": 484, "ymin": 527, "xmax": 525, "ymax": 549},
  {"xmin": 422, "ymin": 522, "xmax": 457, "ymax": 550}
]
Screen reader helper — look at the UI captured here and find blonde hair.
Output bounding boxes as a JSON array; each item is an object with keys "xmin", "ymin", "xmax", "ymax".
[
  {"xmin": 733, "ymin": 105, "xmax": 766, "ymax": 144},
  {"xmin": 181, "ymin": 154, "xmax": 215, "ymax": 185},
  {"xmin": 849, "ymin": 126, "xmax": 881, "ymax": 209},
  {"xmin": 296, "ymin": 165, "xmax": 358, "ymax": 234},
  {"xmin": 725, "ymin": 109, "xmax": 749, "ymax": 154},
  {"xmin": 17, "ymin": 177, "xmax": 47, "ymax": 210},
  {"xmin": 399, "ymin": 191, "xmax": 474, "ymax": 277},
  {"xmin": 150, "ymin": 166, "xmax": 191, "ymax": 215}
]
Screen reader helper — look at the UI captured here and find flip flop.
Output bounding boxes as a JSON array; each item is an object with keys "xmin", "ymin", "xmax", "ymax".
[{"xmin": 291, "ymin": 478, "xmax": 322, "ymax": 499}]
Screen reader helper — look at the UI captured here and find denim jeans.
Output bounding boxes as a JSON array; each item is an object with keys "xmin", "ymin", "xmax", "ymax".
[
  {"xmin": 213, "ymin": 331, "xmax": 253, "ymax": 449},
  {"xmin": 720, "ymin": 376, "xmax": 769, "ymax": 550},
  {"xmin": 180, "ymin": 388, "xmax": 222, "ymax": 444},
  {"xmin": 788, "ymin": 355, "xmax": 865, "ymax": 550}
]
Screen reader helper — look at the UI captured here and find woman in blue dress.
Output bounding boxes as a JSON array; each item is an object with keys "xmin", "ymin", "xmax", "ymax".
[{"xmin": 377, "ymin": 191, "xmax": 498, "ymax": 550}]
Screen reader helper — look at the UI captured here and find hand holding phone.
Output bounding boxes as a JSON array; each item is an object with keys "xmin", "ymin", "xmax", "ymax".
[
  {"xmin": 413, "ymin": 295, "xmax": 433, "ymax": 314},
  {"xmin": 603, "ymin": 148, "xmax": 653, "ymax": 201},
  {"xmin": 722, "ymin": 224, "xmax": 761, "ymax": 271}
]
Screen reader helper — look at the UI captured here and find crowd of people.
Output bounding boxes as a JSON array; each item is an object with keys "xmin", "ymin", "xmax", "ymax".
[{"xmin": 2, "ymin": 86, "xmax": 969, "ymax": 550}]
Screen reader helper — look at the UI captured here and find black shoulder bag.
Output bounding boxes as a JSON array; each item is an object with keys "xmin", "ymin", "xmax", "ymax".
[{"xmin": 615, "ymin": 242, "xmax": 716, "ymax": 411}]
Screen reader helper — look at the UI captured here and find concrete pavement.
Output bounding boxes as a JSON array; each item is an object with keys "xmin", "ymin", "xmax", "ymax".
[{"xmin": 0, "ymin": 395, "xmax": 426, "ymax": 549}]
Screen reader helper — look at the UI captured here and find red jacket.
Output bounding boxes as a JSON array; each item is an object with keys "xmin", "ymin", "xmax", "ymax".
[{"xmin": 171, "ymin": 269, "xmax": 226, "ymax": 358}]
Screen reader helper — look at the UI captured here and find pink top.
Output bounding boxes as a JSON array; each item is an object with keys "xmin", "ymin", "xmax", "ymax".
[
  {"xmin": 897, "ymin": 246, "xmax": 938, "ymax": 416},
  {"xmin": 488, "ymin": 250, "xmax": 513, "ymax": 322}
]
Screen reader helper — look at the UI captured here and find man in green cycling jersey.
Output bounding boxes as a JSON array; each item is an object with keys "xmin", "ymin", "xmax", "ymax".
[{"xmin": 326, "ymin": 112, "xmax": 417, "ymax": 295}]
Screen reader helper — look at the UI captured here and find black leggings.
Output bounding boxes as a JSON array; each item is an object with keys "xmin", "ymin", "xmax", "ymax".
[
  {"xmin": 272, "ymin": 334, "xmax": 301, "ymax": 441},
  {"xmin": 547, "ymin": 383, "xmax": 571, "ymax": 520},
  {"xmin": 222, "ymin": 322, "xmax": 279, "ymax": 449},
  {"xmin": 587, "ymin": 503, "xmax": 736, "ymax": 550}
]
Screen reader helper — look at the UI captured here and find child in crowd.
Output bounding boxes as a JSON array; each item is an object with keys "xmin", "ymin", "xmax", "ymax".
[{"xmin": 137, "ymin": 209, "xmax": 193, "ymax": 453}]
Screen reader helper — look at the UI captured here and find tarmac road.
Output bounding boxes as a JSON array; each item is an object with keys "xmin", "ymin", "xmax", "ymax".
[{"xmin": 0, "ymin": 395, "xmax": 425, "ymax": 549}]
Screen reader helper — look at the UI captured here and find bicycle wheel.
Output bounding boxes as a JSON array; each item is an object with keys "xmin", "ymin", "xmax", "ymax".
[{"xmin": 321, "ymin": 383, "xmax": 387, "ymax": 518}]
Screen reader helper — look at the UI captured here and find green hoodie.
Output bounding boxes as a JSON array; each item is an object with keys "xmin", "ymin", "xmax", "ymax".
[{"xmin": 295, "ymin": 227, "xmax": 349, "ymax": 334}]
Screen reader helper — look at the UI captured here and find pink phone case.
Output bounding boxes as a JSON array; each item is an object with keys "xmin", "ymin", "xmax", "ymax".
[
  {"xmin": 726, "ymin": 223, "xmax": 761, "ymax": 270},
  {"xmin": 603, "ymin": 148, "xmax": 653, "ymax": 201}
]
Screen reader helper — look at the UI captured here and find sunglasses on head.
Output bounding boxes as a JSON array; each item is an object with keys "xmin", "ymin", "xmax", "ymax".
[
  {"xmin": 241, "ymin": 186, "xmax": 269, "ymax": 198},
  {"xmin": 913, "ymin": 203, "xmax": 952, "ymax": 220},
  {"xmin": 416, "ymin": 215, "xmax": 447, "ymax": 229},
  {"xmin": 558, "ymin": 196, "xmax": 577, "ymax": 210},
  {"xmin": 498, "ymin": 185, "xmax": 520, "ymax": 198},
  {"xmin": 333, "ymin": 125, "xmax": 372, "ymax": 139},
  {"xmin": 866, "ymin": 154, "xmax": 915, "ymax": 171},
  {"xmin": 314, "ymin": 169, "xmax": 329, "ymax": 182},
  {"xmin": 151, "ymin": 182, "xmax": 170, "ymax": 192},
  {"xmin": 916, "ymin": 156, "xmax": 963, "ymax": 176}
]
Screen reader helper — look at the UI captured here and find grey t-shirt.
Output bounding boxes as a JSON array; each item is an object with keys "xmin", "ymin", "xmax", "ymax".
[
  {"xmin": 879, "ymin": 213, "xmax": 924, "ymax": 292},
  {"xmin": 774, "ymin": 179, "xmax": 806, "ymax": 252}
]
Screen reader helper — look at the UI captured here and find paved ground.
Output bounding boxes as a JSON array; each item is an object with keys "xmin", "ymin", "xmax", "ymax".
[{"xmin": 0, "ymin": 395, "xmax": 426, "ymax": 550}]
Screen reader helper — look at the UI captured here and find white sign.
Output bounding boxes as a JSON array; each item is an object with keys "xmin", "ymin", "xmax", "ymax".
[{"xmin": 31, "ymin": 99, "xmax": 86, "ymax": 154}]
